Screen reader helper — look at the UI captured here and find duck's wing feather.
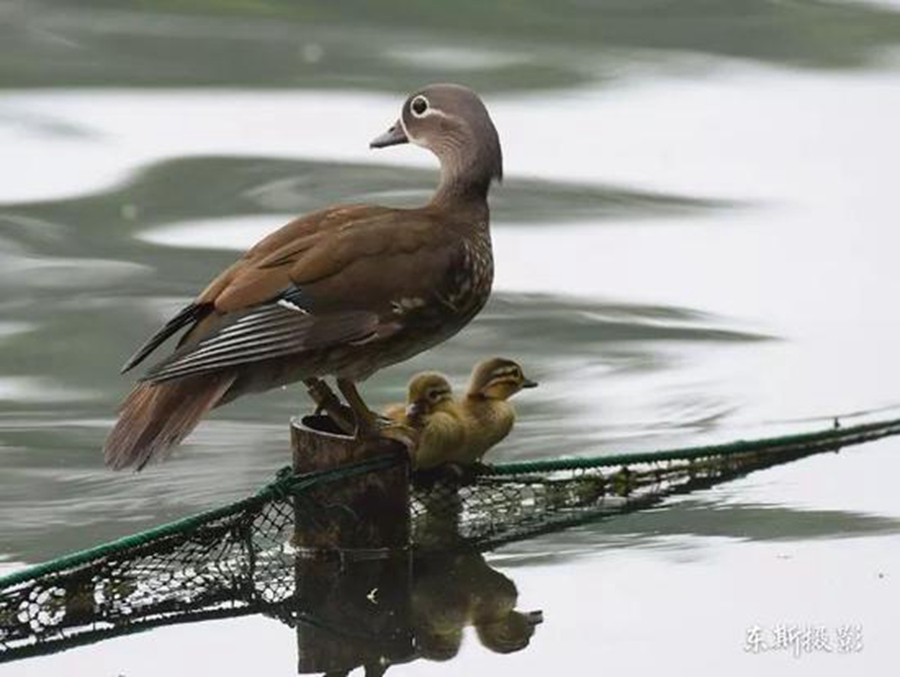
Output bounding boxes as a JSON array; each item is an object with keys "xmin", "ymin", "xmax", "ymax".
[
  {"xmin": 133, "ymin": 204, "xmax": 460, "ymax": 382},
  {"xmin": 142, "ymin": 298, "xmax": 378, "ymax": 383},
  {"xmin": 120, "ymin": 302, "xmax": 214, "ymax": 374},
  {"xmin": 119, "ymin": 205, "xmax": 385, "ymax": 370}
]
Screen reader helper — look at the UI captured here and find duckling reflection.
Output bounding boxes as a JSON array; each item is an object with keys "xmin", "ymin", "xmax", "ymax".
[
  {"xmin": 385, "ymin": 357, "xmax": 537, "ymax": 470},
  {"xmin": 412, "ymin": 549, "xmax": 543, "ymax": 662},
  {"xmin": 287, "ymin": 545, "xmax": 541, "ymax": 675}
]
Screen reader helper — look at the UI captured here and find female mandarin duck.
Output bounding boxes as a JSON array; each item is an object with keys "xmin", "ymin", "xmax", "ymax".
[
  {"xmin": 385, "ymin": 358, "xmax": 537, "ymax": 470},
  {"xmin": 105, "ymin": 84, "xmax": 502, "ymax": 470}
]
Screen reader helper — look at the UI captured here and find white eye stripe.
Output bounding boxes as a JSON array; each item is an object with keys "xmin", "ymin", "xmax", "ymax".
[
  {"xmin": 408, "ymin": 95, "xmax": 451, "ymax": 121},
  {"xmin": 400, "ymin": 97, "xmax": 452, "ymax": 148}
]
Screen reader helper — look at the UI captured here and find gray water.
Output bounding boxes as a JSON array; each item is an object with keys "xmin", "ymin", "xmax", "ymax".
[{"xmin": 2, "ymin": 1, "xmax": 900, "ymax": 674}]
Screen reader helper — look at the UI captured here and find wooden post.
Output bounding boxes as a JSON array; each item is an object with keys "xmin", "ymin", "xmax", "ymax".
[{"xmin": 290, "ymin": 414, "xmax": 414, "ymax": 674}]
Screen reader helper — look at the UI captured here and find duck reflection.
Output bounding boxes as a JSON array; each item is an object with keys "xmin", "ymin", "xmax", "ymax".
[
  {"xmin": 412, "ymin": 549, "xmax": 542, "ymax": 662},
  {"xmin": 288, "ymin": 544, "xmax": 542, "ymax": 676}
]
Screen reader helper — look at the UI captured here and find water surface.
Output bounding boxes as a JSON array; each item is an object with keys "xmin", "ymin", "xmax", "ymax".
[{"xmin": 2, "ymin": 1, "xmax": 899, "ymax": 674}]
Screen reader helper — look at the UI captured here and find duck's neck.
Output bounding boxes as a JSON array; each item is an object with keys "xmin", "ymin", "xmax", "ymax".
[
  {"xmin": 432, "ymin": 167, "xmax": 493, "ymax": 207},
  {"xmin": 463, "ymin": 394, "xmax": 515, "ymax": 433},
  {"xmin": 464, "ymin": 392, "xmax": 502, "ymax": 409},
  {"xmin": 429, "ymin": 143, "xmax": 500, "ymax": 211}
]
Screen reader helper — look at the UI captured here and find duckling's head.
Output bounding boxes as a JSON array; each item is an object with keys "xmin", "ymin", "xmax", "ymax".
[
  {"xmin": 467, "ymin": 358, "xmax": 538, "ymax": 401},
  {"xmin": 370, "ymin": 84, "xmax": 502, "ymax": 198},
  {"xmin": 476, "ymin": 610, "xmax": 543, "ymax": 654},
  {"xmin": 405, "ymin": 372, "xmax": 454, "ymax": 422}
]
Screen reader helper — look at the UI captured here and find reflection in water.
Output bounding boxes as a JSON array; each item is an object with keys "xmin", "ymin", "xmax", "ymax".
[
  {"xmin": 411, "ymin": 550, "xmax": 541, "ymax": 661},
  {"xmin": 0, "ymin": 514, "xmax": 543, "ymax": 674},
  {"xmin": 285, "ymin": 548, "xmax": 541, "ymax": 675}
]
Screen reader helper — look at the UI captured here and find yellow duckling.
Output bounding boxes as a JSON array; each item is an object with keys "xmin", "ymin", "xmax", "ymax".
[
  {"xmin": 460, "ymin": 357, "xmax": 537, "ymax": 465},
  {"xmin": 384, "ymin": 372, "xmax": 466, "ymax": 470},
  {"xmin": 385, "ymin": 358, "xmax": 537, "ymax": 470}
]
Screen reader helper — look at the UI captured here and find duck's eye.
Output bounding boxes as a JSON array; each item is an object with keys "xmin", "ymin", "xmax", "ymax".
[
  {"xmin": 428, "ymin": 388, "xmax": 443, "ymax": 401},
  {"xmin": 411, "ymin": 95, "xmax": 429, "ymax": 117}
]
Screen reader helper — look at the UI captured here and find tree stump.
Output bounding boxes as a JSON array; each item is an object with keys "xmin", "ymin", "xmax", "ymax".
[{"xmin": 290, "ymin": 414, "xmax": 413, "ymax": 674}]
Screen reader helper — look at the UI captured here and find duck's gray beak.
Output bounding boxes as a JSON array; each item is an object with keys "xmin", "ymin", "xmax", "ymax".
[
  {"xmin": 521, "ymin": 377, "xmax": 539, "ymax": 389},
  {"xmin": 370, "ymin": 120, "xmax": 408, "ymax": 149},
  {"xmin": 405, "ymin": 401, "xmax": 423, "ymax": 418}
]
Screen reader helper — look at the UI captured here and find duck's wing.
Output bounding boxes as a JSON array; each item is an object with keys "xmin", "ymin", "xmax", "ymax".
[
  {"xmin": 119, "ymin": 205, "xmax": 384, "ymax": 371},
  {"xmin": 205, "ymin": 205, "xmax": 458, "ymax": 315},
  {"xmin": 133, "ymin": 205, "xmax": 461, "ymax": 383},
  {"xmin": 120, "ymin": 302, "xmax": 213, "ymax": 373},
  {"xmin": 118, "ymin": 206, "xmax": 355, "ymax": 373},
  {"xmin": 142, "ymin": 299, "xmax": 378, "ymax": 383}
]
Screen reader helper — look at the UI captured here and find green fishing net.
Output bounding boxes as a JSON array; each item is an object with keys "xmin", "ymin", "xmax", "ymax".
[{"xmin": 1, "ymin": 415, "xmax": 898, "ymax": 663}]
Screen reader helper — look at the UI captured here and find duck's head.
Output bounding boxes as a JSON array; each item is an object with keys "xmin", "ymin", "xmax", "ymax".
[
  {"xmin": 404, "ymin": 371, "xmax": 455, "ymax": 422},
  {"xmin": 370, "ymin": 83, "xmax": 502, "ymax": 199},
  {"xmin": 467, "ymin": 358, "xmax": 538, "ymax": 401}
]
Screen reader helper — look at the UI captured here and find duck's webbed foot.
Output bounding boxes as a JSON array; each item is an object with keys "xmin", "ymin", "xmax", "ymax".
[
  {"xmin": 337, "ymin": 378, "xmax": 417, "ymax": 448},
  {"xmin": 304, "ymin": 378, "xmax": 355, "ymax": 434}
]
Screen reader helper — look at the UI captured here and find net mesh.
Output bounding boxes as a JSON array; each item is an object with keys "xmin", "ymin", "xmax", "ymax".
[{"xmin": 2, "ymin": 414, "xmax": 899, "ymax": 662}]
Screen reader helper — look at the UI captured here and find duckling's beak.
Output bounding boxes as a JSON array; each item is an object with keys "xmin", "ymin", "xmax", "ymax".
[
  {"xmin": 524, "ymin": 609, "xmax": 544, "ymax": 626},
  {"xmin": 521, "ymin": 377, "xmax": 539, "ymax": 389},
  {"xmin": 370, "ymin": 120, "xmax": 408, "ymax": 149},
  {"xmin": 405, "ymin": 401, "xmax": 423, "ymax": 418}
]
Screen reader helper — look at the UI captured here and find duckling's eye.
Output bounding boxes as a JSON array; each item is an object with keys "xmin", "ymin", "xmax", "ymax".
[
  {"xmin": 411, "ymin": 96, "xmax": 429, "ymax": 117},
  {"xmin": 428, "ymin": 388, "xmax": 444, "ymax": 401}
]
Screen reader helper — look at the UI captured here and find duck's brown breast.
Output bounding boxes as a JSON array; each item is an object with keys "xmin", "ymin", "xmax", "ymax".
[{"xmin": 338, "ymin": 225, "xmax": 493, "ymax": 380}]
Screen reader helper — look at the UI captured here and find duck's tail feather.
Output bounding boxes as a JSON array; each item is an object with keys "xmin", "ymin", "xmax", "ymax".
[{"xmin": 104, "ymin": 372, "xmax": 235, "ymax": 471}]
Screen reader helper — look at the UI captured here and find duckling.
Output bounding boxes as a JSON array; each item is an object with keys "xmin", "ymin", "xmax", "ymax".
[
  {"xmin": 384, "ymin": 372, "xmax": 466, "ymax": 470},
  {"xmin": 385, "ymin": 358, "xmax": 536, "ymax": 470},
  {"xmin": 457, "ymin": 357, "xmax": 537, "ymax": 465}
]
